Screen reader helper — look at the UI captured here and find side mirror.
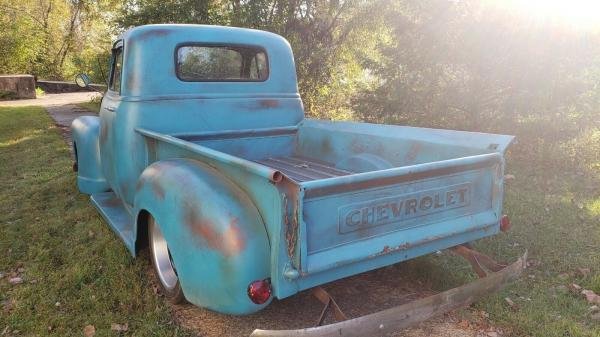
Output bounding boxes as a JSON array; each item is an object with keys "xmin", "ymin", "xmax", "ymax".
[{"xmin": 75, "ymin": 73, "xmax": 91, "ymax": 88}]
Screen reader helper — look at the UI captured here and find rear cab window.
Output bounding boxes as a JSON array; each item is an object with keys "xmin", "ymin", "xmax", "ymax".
[{"xmin": 176, "ymin": 45, "xmax": 268, "ymax": 82}]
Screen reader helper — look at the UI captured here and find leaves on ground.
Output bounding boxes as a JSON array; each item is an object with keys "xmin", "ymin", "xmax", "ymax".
[{"xmin": 83, "ymin": 325, "xmax": 95, "ymax": 337}]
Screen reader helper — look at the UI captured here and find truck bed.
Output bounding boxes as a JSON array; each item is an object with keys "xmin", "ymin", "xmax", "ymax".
[
  {"xmin": 255, "ymin": 156, "xmax": 353, "ymax": 182},
  {"xmin": 177, "ymin": 119, "xmax": 514, "ymax": 178},
  {"xmin": 138, "ymin": 118, "xmax": 514, "ymax": 292}
]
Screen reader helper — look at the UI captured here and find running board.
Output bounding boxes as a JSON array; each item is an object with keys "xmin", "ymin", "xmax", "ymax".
[{"xmin": 90, "ymin": 192, "xmax": 136, "ymax": 254}]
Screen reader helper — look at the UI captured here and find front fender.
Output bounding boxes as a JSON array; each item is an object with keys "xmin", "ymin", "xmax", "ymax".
[
  {"xmin": 70, "ymin": 116, "xmax": 109, "ymax": 194},
  {"xmin": 133, "ymin": 159, "xmax": 271, "ymax": 315}
]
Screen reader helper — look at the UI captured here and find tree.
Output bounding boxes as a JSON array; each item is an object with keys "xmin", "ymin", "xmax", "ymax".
[
  {"xmin": 353, "ymin": 0, "xmax": 600, "ymax": 137},
  {"xmin": 0, "ymin": 0, "xmax": 118, "ymax": 82},
  {"xmin": 117, "ymin": 0, "xmax": 388, "ymax": 118}
]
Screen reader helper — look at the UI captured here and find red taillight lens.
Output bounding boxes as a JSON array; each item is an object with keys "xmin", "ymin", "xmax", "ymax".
[
  {"xmin": 247, "ymin": 279, "xmax": 272, "ymax": 304},
  {"xmin": 500, "ymin": 214, "xmax": 511, "ymax": 232}
]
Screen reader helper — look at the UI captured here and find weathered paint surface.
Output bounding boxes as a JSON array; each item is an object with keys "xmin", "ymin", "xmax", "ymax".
[
  {"xmin": 134, "ymin": 159, "xmax": 271, "ymax": 314},
  {"xmin": 70, "ymin": 116, "xmax": 109, "ymax": 193},
  {"xmin": 71, "ymin": 24, "xmax": 515, "ymax": 315}
]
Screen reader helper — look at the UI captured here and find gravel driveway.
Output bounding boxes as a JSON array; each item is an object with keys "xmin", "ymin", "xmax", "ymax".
[{"xmin": 0, "ymin": 92, "xmax": 100, "ymax": 107}]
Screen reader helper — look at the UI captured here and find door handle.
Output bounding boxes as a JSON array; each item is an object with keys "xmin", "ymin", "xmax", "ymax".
[{"xmin": 106, "ymin": 106, "xmax": 116, "ymax": 112}]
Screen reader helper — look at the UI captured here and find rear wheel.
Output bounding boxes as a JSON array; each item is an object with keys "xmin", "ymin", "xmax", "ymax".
[{"xmin": 148, "ymin": 216, "xmax": 185, "ymax": 303}]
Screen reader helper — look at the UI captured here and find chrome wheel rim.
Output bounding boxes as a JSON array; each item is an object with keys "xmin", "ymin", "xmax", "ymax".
[{"xmin": 150, "ymin": 218, "xmax": 178, "ymax": 291}]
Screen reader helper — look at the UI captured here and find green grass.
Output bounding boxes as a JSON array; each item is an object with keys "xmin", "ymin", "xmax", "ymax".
[
  {"xmin": 78, "ymin": 96, "xmax": 102, "ymax": 113},
  {"xmin": 0, "ymin": 106, "xmax": 189, "ymax": 336},
  {"xmin": 472, "ymin": 161, "xmax": 600, "ymax": 336},
  {"xmin": 78, "ymin": 102, "xmax": 101, "ymax": 113},
  {"xmin": 414, "ymin": 122, "xmax": 600, "ymax": 336}
]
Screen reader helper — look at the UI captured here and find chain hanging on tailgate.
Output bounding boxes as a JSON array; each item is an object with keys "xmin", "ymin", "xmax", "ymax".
[{"xmin": 284, "ymin": 195, "xmax": 299, "ymax": 260}]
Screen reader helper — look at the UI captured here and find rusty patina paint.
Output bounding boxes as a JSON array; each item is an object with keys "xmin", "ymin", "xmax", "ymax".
[
  {"xmin": 303, "ymin": 155, "xmax": 499, "ymax": 198},
  {"xmin": 135, "ymin": 179, "xmax": 143, "ymax": 192},
  {"xmin": 350, "ymin": 137, "xmax": 366, "ymax": 153},
  {"xmin": 320, "ymin": 136, "xmax": 333, "ymax": 156},
  {"xmin": 259, "ymin": 99, "xmax": 279, "ymax": 109},
  {"xmin": 184, "ymin": 206, "xmax": 246, "ymax": 257},
  {"xmin": 125, "ymin": 68, "xmax": 139, "ymax": 93},
  {"xmin": 135, "ymin": 28, "xmax": 173, "ymax": 41},
  {"xmin": 135, "ymin": 164, "xmax": 167, "ymax": 200},
  {"xmin": 99, "ymin": 118, "xmax": 108, "ymax": 144},
  {"xmin": 120, "ymin": 183, "xmax": 129, "ymax": 199},
  {"xmin": 105, "ymin": 195, "xmax": 122, "ymax": 207},
  {"xmin": 404, "ymin": 142, "xmax": 422, "ymax": 163},
  {"xmin": 151, "ymin": 180, "xmax": 166, "ymax": 200}
]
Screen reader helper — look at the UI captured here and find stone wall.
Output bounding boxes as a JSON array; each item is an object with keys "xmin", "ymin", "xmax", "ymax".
[
  {"xmin": 36, "ymin": 80, "xmax": 106, "ymax": 93},
  {"xmin": 0, "ymin": 75, "xmax": 36, "ymax": 100}
]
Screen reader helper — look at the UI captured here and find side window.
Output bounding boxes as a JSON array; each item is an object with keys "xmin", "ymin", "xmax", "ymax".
[
  {"xmin": 109, "ymin": 47, "xmax": 123, "ymax": 93},
  {"xmin": 176, "ymin": 45, "xmax": 268, "ymax": 81}
]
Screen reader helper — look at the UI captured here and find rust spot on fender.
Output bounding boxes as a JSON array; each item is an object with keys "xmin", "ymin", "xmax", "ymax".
[{"xmin": 184, "ymin": 207, "xmax": 246, "ymax": 256}]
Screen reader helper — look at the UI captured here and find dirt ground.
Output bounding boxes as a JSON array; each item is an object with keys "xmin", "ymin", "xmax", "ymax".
[
  {"xmin": 167, "ymin": 260, "xmax": 504, "ymax": 337},
  {"xmin": 31, "ymin": 93, "xmax": 502, "ymax": 337}
]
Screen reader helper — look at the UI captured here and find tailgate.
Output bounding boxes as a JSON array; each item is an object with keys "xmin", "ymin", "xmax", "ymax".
[{"xmin": 298, "ymin": 153, "xmax": 504, "ymax": 274}]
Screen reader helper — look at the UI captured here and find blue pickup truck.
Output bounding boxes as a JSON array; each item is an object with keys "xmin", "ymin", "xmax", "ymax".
[{"xmin": 72, "ymin": 24, "xmax": 525, "ymax": 336}]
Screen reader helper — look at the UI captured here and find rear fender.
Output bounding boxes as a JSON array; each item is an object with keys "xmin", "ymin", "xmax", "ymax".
[
  {"xmin": 133, "ymin": 159, "xmax": 271, "ymax": 315},
  {"xmin": 70, "ymin": 116, "xmax": 109, "ymax": 194}
]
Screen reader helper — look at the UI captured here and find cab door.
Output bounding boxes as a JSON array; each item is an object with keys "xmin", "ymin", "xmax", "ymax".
[{"xmin": 99, "ymin": 41, "xmax": 123, "ymax": 196}]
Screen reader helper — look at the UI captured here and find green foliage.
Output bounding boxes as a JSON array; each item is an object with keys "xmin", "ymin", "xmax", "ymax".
[
  {"xmin": 0, "ymin": 0, "xmax": 119, "ymax": 82},
  {"xmin": 116, "ymin": 0, "xmax": 386, "ymax": 117},
  {"xmin": 353, "ymin": 0, "xmax": 600, "ymax": 135},
  {"xmin": 35, "ymin": 87, "xmax": 45, "ymax": 97}
]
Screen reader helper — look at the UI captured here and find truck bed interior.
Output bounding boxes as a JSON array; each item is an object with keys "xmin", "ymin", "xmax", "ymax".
[
  {"xmin": 175, "ymin": 119, "xmax": 513, "ymax": 183},
  {"xmin": 168, "ymin": 119, "xmax": 514, "ymax": 277},
  {"xmin": 255, "ymin": 156, "xmax": 354, "ymax": 182}
]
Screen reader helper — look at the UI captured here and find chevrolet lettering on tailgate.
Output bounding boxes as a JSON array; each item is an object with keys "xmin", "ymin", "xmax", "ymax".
[{"xmin": 339, "ymin": 183, "xmax": 471, "ymax": 233}]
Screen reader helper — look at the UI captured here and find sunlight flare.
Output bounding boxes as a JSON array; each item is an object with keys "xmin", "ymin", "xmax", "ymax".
[{"xmin": 493, "ymin": 0, "xmax": 600, "ymax": 29}]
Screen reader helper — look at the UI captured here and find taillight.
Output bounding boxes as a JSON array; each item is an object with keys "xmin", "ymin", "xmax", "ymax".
[
  {"xmin": 247, "ymin": 279, "xmax": 272, "ymax": 304},
  {"xmin": 500, "ymin": 215, "xmax": 511, "ymax": 232}
]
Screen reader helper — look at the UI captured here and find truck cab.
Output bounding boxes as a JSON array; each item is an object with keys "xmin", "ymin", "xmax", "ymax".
[{"xmin": 71, "ymin": 24, "xmax": 521, "ymax": 324}]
